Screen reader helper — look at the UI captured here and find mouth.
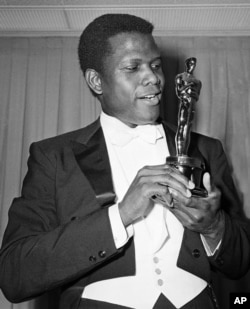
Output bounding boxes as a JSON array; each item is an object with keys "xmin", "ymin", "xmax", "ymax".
[{"xmin": 139, "ymin": 91, "xmax": 162, "ymax": 104}]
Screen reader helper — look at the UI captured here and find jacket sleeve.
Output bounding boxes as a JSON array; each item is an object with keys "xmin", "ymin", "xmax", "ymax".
[
  {"xmin": 0, "ymin": 142, "xmax": 120, "ymax": 303},
  {"xmin": 199, "ymin": 137, "xmax": 250, "ymax": 279}
]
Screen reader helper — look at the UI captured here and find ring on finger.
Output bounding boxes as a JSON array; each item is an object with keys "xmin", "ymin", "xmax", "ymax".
[{"xmin": 169, "ymin": 195, "xmax": 175, "ymax": 208}]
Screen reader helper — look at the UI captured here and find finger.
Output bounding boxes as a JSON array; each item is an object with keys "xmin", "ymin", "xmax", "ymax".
[
  {"xmin": 167, "ymin": 203, "xmax": 196, "ymax": 227},
  {"xmin": 139, "ymin": 165, "xmax": 194, "ymax": 190},
  {"xmin": 151, "ymin": 192, "xmax": 173, "ymax": 208},
  {"xmin": 163, "ymin": 166, "xmax": 195, "ymax": 189},
  {"xmin": 140, "ymin": 164, "xmax": 182, "ymax": 173},
  {"xmin": 138, "ymin": 164, "xmax": 179, "ymax": 176},
  {"xmin": 203, "ymin": 172, "xmax": 212, "ymax": 194},
  {"xmin": 137, "ymin": 165, "xmax": 195, "ymax": 199},
  {"xmin": 171, "ymin": 197, "xmax": 206, "ymax": 223},
  {"xmin": 149, "ymin": 184, "xmax": 173, "ymax": 207},
  {"xmin": 169, "ymin": 187, "xmax": 192, "ymax": 203},
  {"xmin": 146, "ymin": 182, "xmax": 169, "ymax": 199},
  {"xmin": 157, "ymin": 173, "xmax": 193, "ymax": 198}
]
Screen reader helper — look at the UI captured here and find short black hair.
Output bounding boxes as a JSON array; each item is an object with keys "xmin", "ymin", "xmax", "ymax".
[{"xmin": 78, "ymin": 13, "xmax": 154, "ymax": 76}]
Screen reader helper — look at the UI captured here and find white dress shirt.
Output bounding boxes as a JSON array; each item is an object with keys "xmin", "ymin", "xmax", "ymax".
[{"xmin": 82, "ymin": 112, "xmax": 207, "ymax": 308}]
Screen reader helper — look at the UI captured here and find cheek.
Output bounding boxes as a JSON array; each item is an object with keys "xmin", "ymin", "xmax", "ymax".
[{"xmin": 114, "ymin": 79, "xmax": 136, "ymax": 102}]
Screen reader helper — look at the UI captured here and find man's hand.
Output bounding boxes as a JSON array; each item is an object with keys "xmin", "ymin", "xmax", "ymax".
[
  {"xmin": 118, "ymin": 164, "xmax": 194, "ymax": 227},
  {"xmin": 168, "ymin": 172, "xmax": 225, "ymax": 251}
]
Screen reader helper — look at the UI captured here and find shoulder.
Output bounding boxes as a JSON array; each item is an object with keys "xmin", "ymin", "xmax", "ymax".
[
  {"xmin": 30, "ymin": 118, "xmax": 100, "ymax": 155},
  {"xmin": 191, "ymin": 130, "xmax": 223, "ymax": 150}
]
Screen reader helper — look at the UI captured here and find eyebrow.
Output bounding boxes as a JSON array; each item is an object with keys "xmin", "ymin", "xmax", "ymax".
[
  {"xmin": 152, "ymin": 56, "xmax": 162, "ymax": 62},
  {"xmin": 121, "ymin": 55, "xmax": 162, "ymax": 64}
]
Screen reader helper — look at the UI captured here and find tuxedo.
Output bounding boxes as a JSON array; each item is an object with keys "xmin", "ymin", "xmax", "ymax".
[{"xmin": 0, "ymin": 118, "xmax": 249, "ymax": 309}]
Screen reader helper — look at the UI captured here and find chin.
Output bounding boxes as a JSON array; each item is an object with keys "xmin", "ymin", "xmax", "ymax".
[
  {"xmin": 143, "ymin": 112, "xmax": 160, "ymax": 124},
  {"xmin": 139, "ymin": 116, "xmax": 159, "ymax": 125}
]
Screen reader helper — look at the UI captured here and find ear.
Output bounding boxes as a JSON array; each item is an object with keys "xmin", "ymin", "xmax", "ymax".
[{"xmin": 85, "ymin": 69, "xmax": 103, "ymax": 95}]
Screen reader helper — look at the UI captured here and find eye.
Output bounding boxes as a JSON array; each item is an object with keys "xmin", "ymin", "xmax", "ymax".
[
  {"xmin": 125, "ymin": 65, "xmax": 139, "ymax": 72},
  {"xmin": 151, "ymin": 62, "xmax": 162, "ymax": 71}
]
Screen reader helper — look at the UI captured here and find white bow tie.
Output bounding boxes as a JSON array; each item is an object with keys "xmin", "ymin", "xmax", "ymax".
[{"xmin": 109, "ymin": 124, "xmax": 163, "ymax": 146}]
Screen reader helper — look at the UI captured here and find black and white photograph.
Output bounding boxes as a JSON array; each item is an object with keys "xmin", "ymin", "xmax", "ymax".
[{"xmin": 0, "ymin": 1, "xmax": 250, "ymax": 308}]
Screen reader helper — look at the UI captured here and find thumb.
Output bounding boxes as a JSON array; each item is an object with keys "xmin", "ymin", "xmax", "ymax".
[{"xmin": 203, "ymin": 172, "xmax": 212, "ymax": 194}]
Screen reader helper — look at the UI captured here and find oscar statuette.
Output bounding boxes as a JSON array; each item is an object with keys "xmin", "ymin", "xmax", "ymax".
[{"xmin": 166, "ymin": 57, "xmax": 208, "ymax": 197}]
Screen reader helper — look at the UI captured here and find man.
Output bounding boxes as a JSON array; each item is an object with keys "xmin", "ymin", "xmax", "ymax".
[{"xmin": 0, "ymin": 13, "xmax": 249, "ymax": 309}]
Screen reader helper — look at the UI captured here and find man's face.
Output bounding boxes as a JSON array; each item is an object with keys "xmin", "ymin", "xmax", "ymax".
[{"xmin": 99, "ymin": 32, "xmax": 165, "ymax": 127}]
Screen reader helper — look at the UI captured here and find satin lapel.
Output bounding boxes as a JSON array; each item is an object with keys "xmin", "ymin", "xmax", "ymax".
[
  {"xmin": 72, "ymin": 119, "xmax": 116, "ymax": 208},
  {"xmin": 161, "ymin": 121, "xmax": 176, "ymax": 156}
]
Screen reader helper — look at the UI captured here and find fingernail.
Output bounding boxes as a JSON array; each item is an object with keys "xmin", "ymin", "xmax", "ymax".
[
  {"xmin": 188, "ymin": 181, "xmax": 195, "ymax": 189},
  {"xmin": 186, "ymin": 189, "xmax": 192, "ymax": 197}
]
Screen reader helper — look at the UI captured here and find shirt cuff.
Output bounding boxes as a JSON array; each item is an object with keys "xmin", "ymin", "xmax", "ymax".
[
  {"xmin": 200, "ymin": 234, "xmax": 222, "ymax": 256},
  {"xmin": 108, "ymin": 204, "xmax": 134, "ymax": 249}
]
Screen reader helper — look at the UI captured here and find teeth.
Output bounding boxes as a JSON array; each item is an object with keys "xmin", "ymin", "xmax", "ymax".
[{"xmin": 144, "ymin": 94, "xmax": 156, "ymax": 99}]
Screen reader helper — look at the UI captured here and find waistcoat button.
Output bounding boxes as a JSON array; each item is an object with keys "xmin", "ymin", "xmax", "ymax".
[
  {"xmin": 153, "ymin": 256, "xmax": 159, "ymax": 263},
  {"xmin": 99, "ymin": 250, "xmax": 106, "ymax": 258},
  {"xmin": 89, "ymin": 255, "xmax": 96, "ymax": 262},
  {"xmin": 216, "ymin": 257, "xmax": 224, "ymax": 266},
  {"xmin": 192, "ymin": 249, "xmax": 200, "ymax": 258},
  {"xmin": 157, "ymin": 279, "xmax": 164, "ymax": 286}
]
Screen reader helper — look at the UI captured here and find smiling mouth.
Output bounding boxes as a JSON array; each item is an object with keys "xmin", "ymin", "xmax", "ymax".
[{"xmin": 140, "ymin": 92, "xmax": 161, "ymax": 100}]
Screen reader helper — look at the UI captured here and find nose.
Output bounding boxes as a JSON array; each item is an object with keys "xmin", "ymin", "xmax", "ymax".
[{"xmin": 141, "ymin": 66, "xmax": 160, "ymax": 86}]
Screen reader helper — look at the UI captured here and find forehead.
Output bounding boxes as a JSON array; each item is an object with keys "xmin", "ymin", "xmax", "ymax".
[{"xmin": 107, "ymin": 32, "xmax": 160, "ymax": 63}]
